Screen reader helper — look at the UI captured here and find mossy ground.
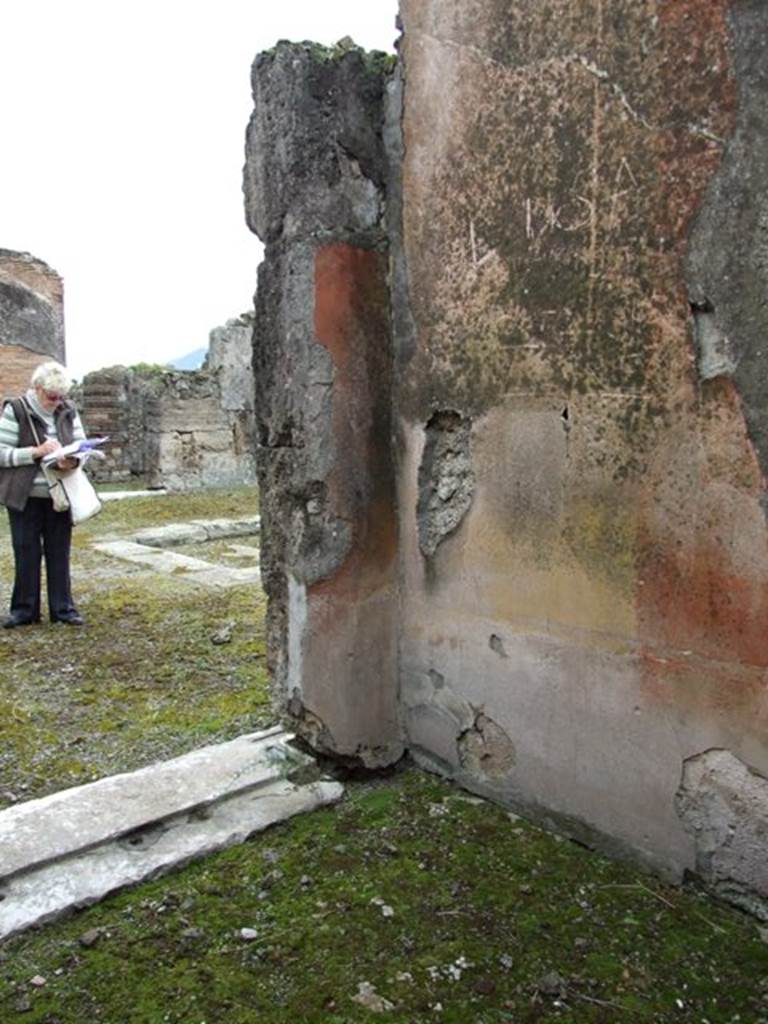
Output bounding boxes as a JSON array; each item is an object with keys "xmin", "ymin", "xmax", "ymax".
[
  {"xmin": 1, "ymin": 770, "xmax": 766, "ymax": 1023},
  {"xmin": 0, "ymin": 486, "xmax": 269, "ymax": 806},
  {"xmin": 0, "ymin": 487, "xmax": 766, "ymax": 1022}
]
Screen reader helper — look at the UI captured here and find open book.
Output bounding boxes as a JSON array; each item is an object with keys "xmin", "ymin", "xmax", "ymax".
[{"xmin": 41, "ymin": 437, "xmax": 109, "ymax": 468}]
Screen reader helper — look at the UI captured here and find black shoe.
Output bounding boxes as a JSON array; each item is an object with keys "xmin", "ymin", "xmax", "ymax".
[
  {"xmin": 2, "ymin": 616, "xmax": 36, "ymax": 629},
  {"xmin": 53, "ymin": 612, "xmax": 84, "ymax": 626}
]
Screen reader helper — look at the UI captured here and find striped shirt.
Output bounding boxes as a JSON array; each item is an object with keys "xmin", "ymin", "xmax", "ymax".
[{"xmin": 0, "ymin": 390, "xmax": 85, "ymax": 498}]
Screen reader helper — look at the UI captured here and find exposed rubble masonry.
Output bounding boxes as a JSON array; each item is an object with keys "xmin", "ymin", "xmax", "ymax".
[
  {"xmin": 686, "ymin": 0, "xmax": 768, "ymax": 488},
  {"xmin": 416, "ymin": 410, "xmax": 475, "ymax": 558},
  {"xmin": 676, "ymin": 749, "xmax": 768, "ymax": 922},
  {"xmin": 458, "ymin": 713, "xmax": 516, "ymax": 782}
]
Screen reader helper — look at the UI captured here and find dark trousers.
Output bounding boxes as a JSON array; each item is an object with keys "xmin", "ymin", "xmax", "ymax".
[{"xmin": 7, "ymin": 498, "xmax": 77, "ymax": 622}]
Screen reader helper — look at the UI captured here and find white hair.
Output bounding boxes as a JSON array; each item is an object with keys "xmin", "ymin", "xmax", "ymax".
[{"xmin": 31, "ymin": 361, "xmax": 72, "ymax": 395}]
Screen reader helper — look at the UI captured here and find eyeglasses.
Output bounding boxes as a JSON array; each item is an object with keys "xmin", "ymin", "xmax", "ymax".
[{"xmin": 42, "ymin": 390, "xmax": 64, "ymax": 403}]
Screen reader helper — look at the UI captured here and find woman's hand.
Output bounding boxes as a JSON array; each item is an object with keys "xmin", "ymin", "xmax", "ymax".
[
  {"xmin": 34, "ymin": 439, "xmax": 61, "ymax": 459},
  {"xmin": 56, "ymin": 456, "xmax": 78, "ymax": 471}
]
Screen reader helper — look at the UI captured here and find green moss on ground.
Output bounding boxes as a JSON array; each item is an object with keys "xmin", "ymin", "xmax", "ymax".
[
  {"xmin": 0, "ymin": 487, "xmax": 269, "ymax": 805},
  {"xmin": 171, "ymin": 536, "xmax": 261, "ymax": 570},
  {"xmin": 1, "ymin": 770, "xmax": 766, "ymax": 1023}
]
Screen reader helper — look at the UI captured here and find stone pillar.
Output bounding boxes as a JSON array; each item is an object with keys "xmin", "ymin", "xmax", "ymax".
[
  {"xmin": 244, "ymin": 42, "xmax": 402, "ymax": 767},
  {"xmin": 0, "ymin": 249, "xmax": 65, "ymax": 397},
  {"xmin": 80, "ymin": 367, "xmax": 137, "ymax": 482},
  {"xmin": 207, "ymin": 313, "xmax": 257, "ymax": 465},
  {"xmin": 207, "ymin": 313, "xmax": 256, "ymax": 416}
]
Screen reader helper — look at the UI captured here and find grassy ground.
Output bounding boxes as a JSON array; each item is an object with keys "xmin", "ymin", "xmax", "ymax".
[
  {"xmin": 0, "ymin": 486, "xmax": 766, "ymax": 1023},
  {"xmin": 0, "ymin": 486, "xmax": 269, "ymax": 807}
]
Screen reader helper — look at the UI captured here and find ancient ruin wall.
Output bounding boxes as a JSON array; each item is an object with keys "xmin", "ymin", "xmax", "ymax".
[
  {"xmin": 244, "ymin": 42, "xmax": 402, "ymax": 767},
  {"xmin": 79, "ymin": 367, "xmax": 156, "ymax": 483},
  {"xmin": 81, "ymin": 317, "xmax": 257, "ymax": 490},
  {"xmin": 208, "ymin": 313, "xmax": 256, "ymax": 416},
  {"xmin": 393, "ymin": 0, "xmax": 768, "ymax": 912},
  {"xmin": 0, "ymin": 249, "xmax": 65, "ymax": 397},
  {"xmin": 244, "ymin": 4, "xmax": 768, "ymax": 914},
  {"xmin": 144, "ymin": 369, "xmax": 257, "ymax": 491}
]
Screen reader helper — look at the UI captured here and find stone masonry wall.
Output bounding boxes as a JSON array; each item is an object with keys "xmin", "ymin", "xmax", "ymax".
[
  {"xmin": 81, "ymin": 317, "xmax": 257, "ymax": 490},
  {"xmin": 0, "ymin": 249, "xmax": 66, "ymax": 398},
  {"xmin": 244, "ymin": 5, "xmax": 768, "ymax": 915},
  {"xmin": 208, "ymin": 313, "xmax": 256, "ymax": 415},
  {"xmin": 144, "ymin": 369, "xmax": 256, "ymax": 491}
]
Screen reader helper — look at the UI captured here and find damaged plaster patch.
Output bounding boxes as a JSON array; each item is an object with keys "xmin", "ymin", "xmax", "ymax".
[
  {"xmin": 689, "ymin": 299, "xmax": 736, "ymax": 381},
  {"xmin": 403, "ymin": 665, "xmax": 477, "ymax": 772},
  {"xmin": 489, "ymin": 634, "xmax": 508, "ymax": 658},
  {"xmin": 675, "ymin": 749, "xmax": 768, "ymax": 920},
  {"xmin": 417, "ymin": 410, "xmax": 475, "ymax": 557},
  {"xmin": 286, "ymin": 692, "xmax": 336, "ymax": 756},
  {"xmin": 458, "ymin": 712, "xmax": 516, "ymax": 781},
  {"xmin": 287, "ymin": 480, "xmax": 354, "ymax": 587},
  {"xmin": 429, "ymin": 668, "xmax": 446, "ymax": 689}
]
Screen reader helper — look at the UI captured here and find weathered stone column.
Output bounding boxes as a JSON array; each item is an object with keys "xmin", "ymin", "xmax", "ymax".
[{"xmin": 243, "ymin": 42, "xmax": 402, "ymax": 766}]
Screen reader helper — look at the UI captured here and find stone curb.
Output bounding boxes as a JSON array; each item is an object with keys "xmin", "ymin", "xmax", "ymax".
[
  {"xmin": 91, "ymin": 540, "xmax": 261, "ymax": 587},
  {"xmin": 0, "ymin": 729, "xmax": 343, "ymax": 940},
  {"xmin": 0, "ymin": 778, "xmax": 342, "ymax": 941},
  {"xmin": 0, "ymin": 727, "xmax": 289, "ymax": 880},
  {"xmin": 133, "ymin": 516, "xmax": 261, "ymax": 548},
  {"xmin": 100, "ymin": 490, "xmax": 168, "ymax": 503}
]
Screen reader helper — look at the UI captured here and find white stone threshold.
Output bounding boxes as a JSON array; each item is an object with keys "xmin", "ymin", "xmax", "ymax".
[
  {"xmin": 91, "ymin": 516, "xmax": 261, "ymax": 588},
  {"xmin": 91, "ymin": 540, "xmax": 261, "ymax": 587},
  {"xmin": 0, "ymin": 728, "xmax": 342, "ymax": 941},
  {"xmin": 132, "ymin": 516, "xmax": 260, "ymax": 547},
  {"xmin": 100, "ymin": 489, "xmax": 168, "ymax": 502}
]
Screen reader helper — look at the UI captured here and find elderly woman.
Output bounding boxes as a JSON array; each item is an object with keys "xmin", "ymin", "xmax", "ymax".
[{"xmin": 0, "ymin": 361, "xmax": 86, "ymax": 627}]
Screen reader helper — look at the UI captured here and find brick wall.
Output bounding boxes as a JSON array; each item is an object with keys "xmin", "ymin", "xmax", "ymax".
[{"xmin": 0, "ymin": 345, "xmax": 47, "ymax": 403}]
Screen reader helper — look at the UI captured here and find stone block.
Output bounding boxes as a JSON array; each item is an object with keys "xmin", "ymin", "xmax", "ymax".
[
  {"xmin": 0, "ymin": 727, "xmax": 288, "ymax": 879},
  {"xmin": 0, "ymin": 728, "xmax": 341, "ymax": 940}
]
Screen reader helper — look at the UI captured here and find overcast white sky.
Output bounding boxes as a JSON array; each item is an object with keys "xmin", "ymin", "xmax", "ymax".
[{"xmin": 0, "ymin": 1, "xmax": 398, "ymax": 379}]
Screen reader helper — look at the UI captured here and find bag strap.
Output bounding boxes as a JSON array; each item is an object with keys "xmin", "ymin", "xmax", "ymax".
[{"xmin": 18, "ymin": 397, "xmax": 42, "ymax": 448}]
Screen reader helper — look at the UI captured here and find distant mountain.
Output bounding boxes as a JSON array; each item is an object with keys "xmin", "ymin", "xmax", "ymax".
[{"xmin": 168, "ymin": 347, "xmax": 207, "ymax": 370}]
